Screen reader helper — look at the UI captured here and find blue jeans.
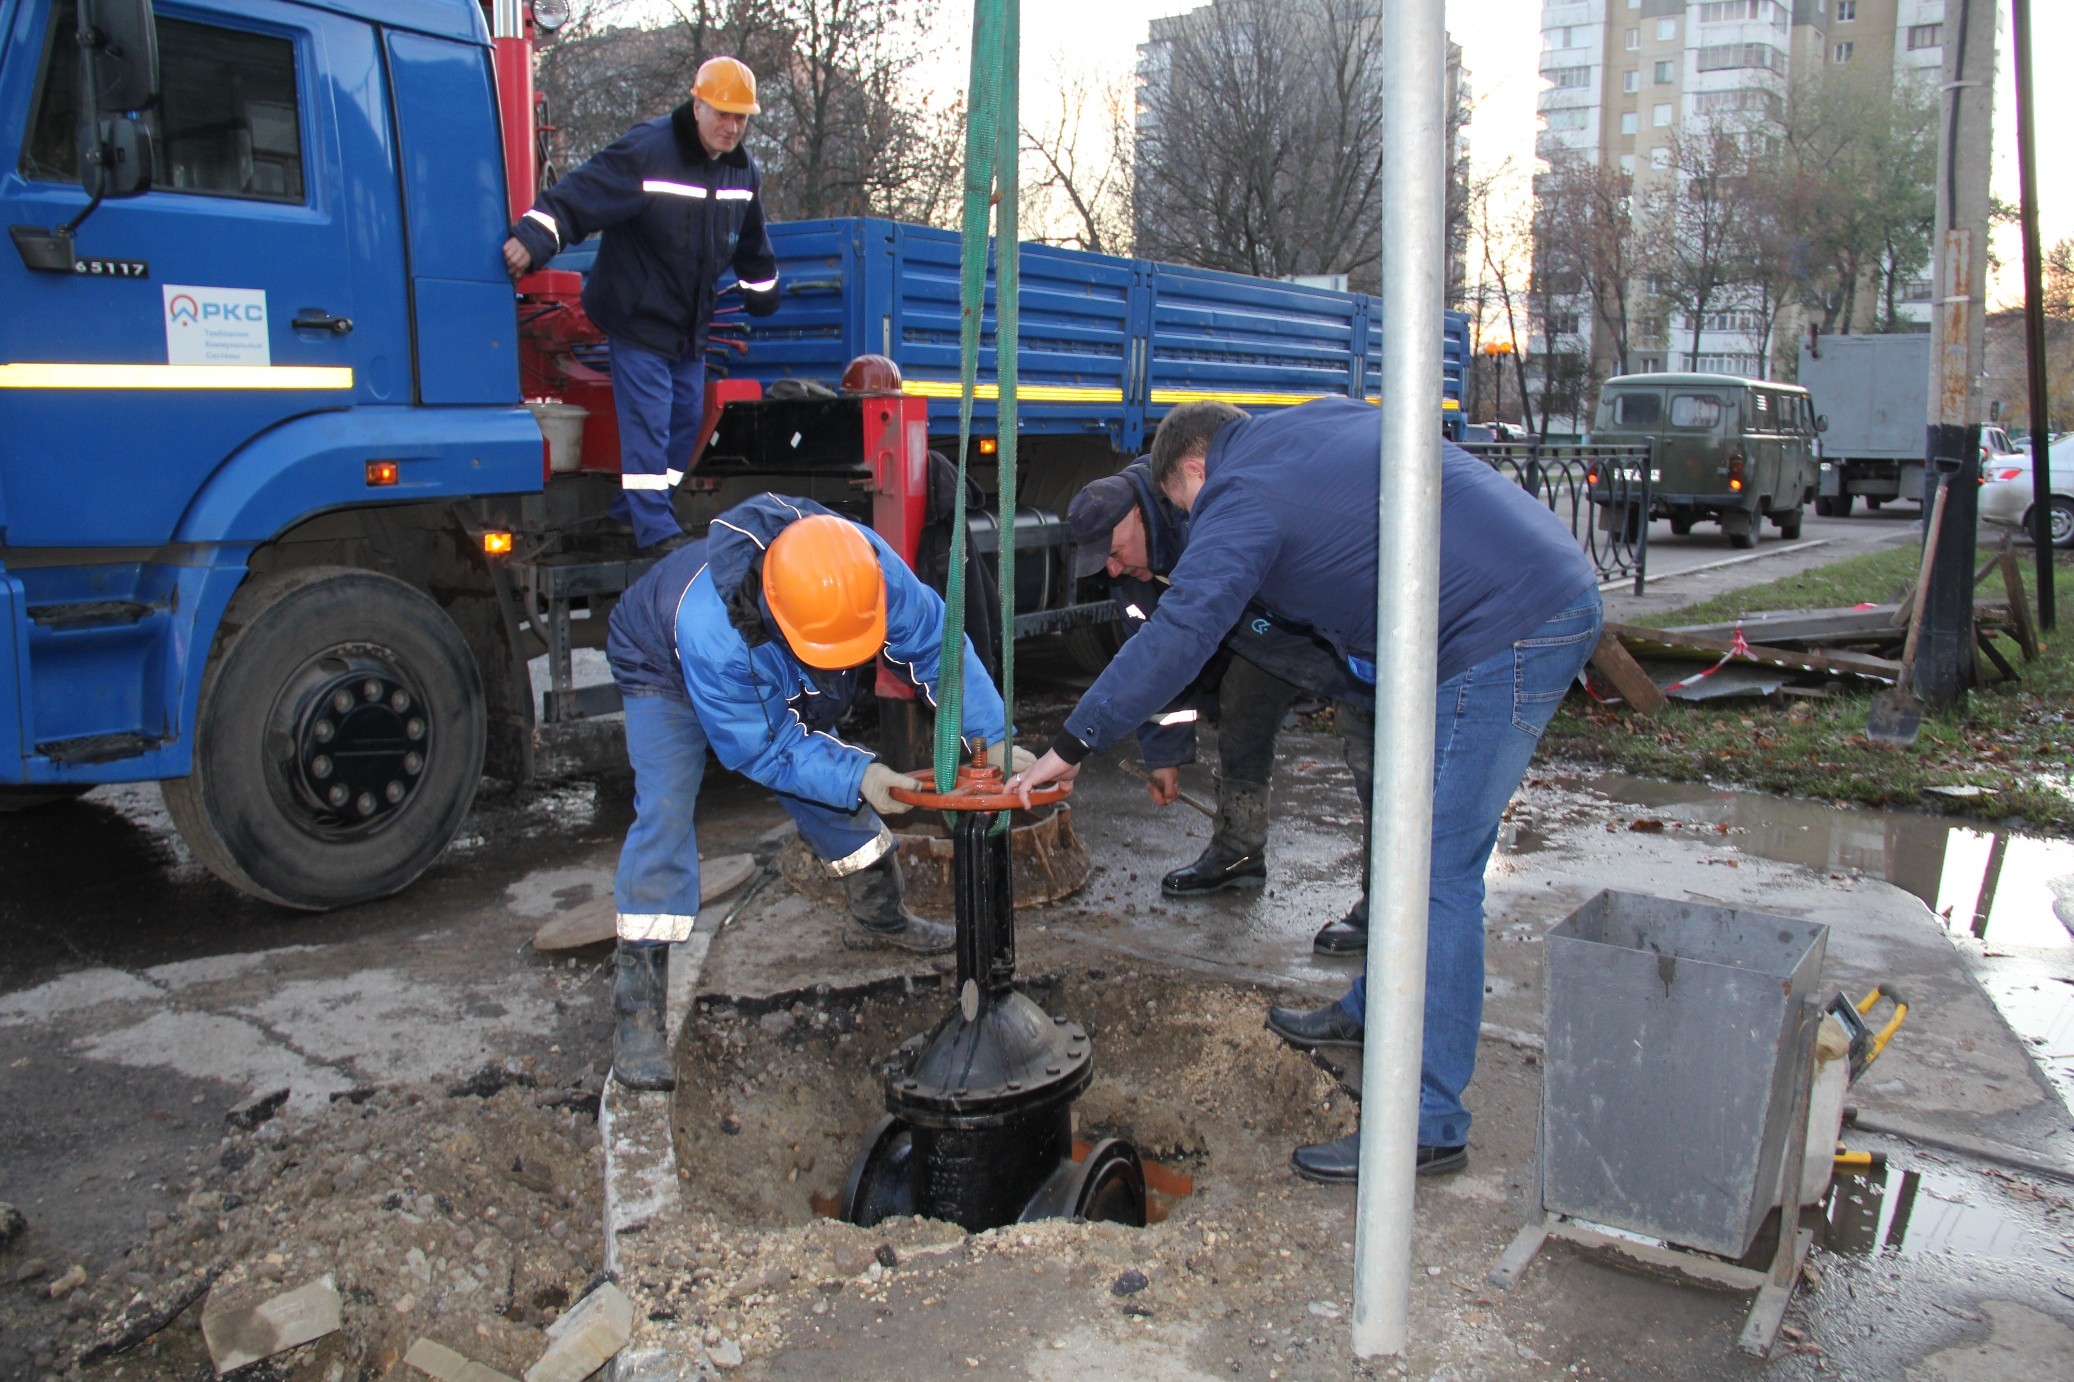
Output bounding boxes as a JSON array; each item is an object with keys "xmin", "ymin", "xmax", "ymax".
[
  {"xmin": 1341, "ymin": 590, "xmax": 1604, "ymax": 1146},
  {"xmin": 614, "ymin": 693, "xmax": 891, "ymax": 943},
  {"xmin": 608, "ymin": 339, "xmax": 706, "ymax": 548}
]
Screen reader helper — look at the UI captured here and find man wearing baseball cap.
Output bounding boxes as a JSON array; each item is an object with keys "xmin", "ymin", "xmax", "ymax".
[
  {"xmin": 503, "ymin": 57, "xmax": 781, "ymax": 548},
  {"xmin": 1069, "ymin": 464, "xmax": 1369, "ymax": 946}
]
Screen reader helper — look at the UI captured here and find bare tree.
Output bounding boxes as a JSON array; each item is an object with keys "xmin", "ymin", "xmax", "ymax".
[
  {"xmin": 1133, "ymin": 0, "xmax": 1387, "ymax": 287},
  {"xmin": 1641, "ymin": 123, "xmax": 1752, "ymax": 371},
  {"xmin": 1020, "ymin": 63, "xmax": 1134, "ymax": 254},
  {"xmin": 2047, "ymin": 238, "xmax": 2074, "ymax": 321},
  {"xmin": 533, "ymin": 0, "xmax": 953, "ymax": 226},
  {"xmin": 1465, "ymin": 169, "xmax": 1537, "ymax": 435}
]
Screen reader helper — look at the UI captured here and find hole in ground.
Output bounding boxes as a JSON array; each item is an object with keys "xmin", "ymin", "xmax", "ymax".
[{"xmin": 671, "ymin": 970, "xmax": 1354, "ymax": 1231}]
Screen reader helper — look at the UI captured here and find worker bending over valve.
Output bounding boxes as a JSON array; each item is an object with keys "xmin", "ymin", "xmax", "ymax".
[
  {"xmin": 1068, "ymin": 464, "xmax": 1373, "ymax": 952},
  {"xmin": 1011, "ymin": 400, "xmax": 1601, "ymax": 1181},
  {"xmin": 604, "ymin": 495, "xmax": 1030, "ymax": 1090},
  {"xmin": 502, "ymin": 56, "xmax": 779, "ymax": 549}
]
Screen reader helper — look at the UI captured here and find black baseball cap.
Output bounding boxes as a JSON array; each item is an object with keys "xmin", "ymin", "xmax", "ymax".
[{"xmin": 1068, "ymin": 475, "xmax": 1139, "ymax": 578}]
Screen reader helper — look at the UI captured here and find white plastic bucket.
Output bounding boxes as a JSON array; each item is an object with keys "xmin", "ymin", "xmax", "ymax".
[{"xmin": 527, "ymin": 399, "xmax": 589, "ymax": 474}]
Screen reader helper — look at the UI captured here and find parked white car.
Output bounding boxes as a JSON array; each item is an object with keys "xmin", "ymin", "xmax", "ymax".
[{"xmin": 1979, "ymin": 444, "xmax": 2074, "ymax": 549}]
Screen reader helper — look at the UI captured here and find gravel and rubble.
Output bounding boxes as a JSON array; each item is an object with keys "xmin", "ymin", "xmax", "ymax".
[{"xmin": 1, "ymin": 1069, "xmax": 609, "ymax": 1380}]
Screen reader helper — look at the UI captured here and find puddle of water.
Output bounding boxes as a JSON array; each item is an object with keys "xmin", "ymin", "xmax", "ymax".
[
  {"xmin": 1819, "ymin": 1163, "xmax": 2064, "ymax": 1266},
  {"xmin": 1556, "ymin": 773, "xmax": 2074, "ymax": 953},
  {"xmin": 1552, "ymin": 773, "xmax": 2074, "ymax": 1109}
]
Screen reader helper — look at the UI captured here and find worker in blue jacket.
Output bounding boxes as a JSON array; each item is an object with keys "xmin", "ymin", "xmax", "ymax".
[
  {"xmin": 603, "ymin": 495, "xmax": 1028, "ymax": 1090},
  {"xmin": 1069, "ymin": 463, "xmax": 1370, "ymax": 940},
  {"xmin": 1011, "ymin": 398, "xmax": 1602, "ymax": 1181},
  {"xmin": 503, "ymin": 57, "xmax": 780, "ymax": 549}
]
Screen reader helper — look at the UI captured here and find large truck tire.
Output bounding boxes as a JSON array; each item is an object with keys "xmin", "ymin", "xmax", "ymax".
[
  {"xmin": 1061, "ymin": 619, "xmax": 1122, "ymax": 675},
  {"xmin": 162, "ymin": 566, "xmax": 486, "ymax": 910}
]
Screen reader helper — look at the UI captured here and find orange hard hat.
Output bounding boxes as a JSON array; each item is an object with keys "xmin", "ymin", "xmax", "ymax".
[
  {"xmin": 693, "ymin": 56, "xmax": 761, "ymax": 115},
  {"xmin": 839, "ymin": 354, "xmax": 904, "ymax": 396},
  {"xmin": 762, "ymin": 515, "xmax": 886, "ymax": 668}
]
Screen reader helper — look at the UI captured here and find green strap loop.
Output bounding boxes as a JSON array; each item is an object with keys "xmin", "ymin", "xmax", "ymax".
[{"xmin": 933, "ymin": 0, "xmax": 1019, "ymax": 809}]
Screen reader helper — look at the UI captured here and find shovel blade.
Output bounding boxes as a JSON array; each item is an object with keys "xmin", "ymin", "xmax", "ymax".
[{"xmin": 1866, "ymin": 690, "xmax": 1923, "ymax": 745}]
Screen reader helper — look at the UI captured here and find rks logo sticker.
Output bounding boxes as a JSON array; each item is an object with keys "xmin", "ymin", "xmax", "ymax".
[{"xmin": 163, "ymin": 285, "xmax": 270, "ymax": 366}]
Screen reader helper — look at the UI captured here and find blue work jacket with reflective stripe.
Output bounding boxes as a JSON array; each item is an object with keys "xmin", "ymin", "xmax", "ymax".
[
  {"xmin": 605, "ymin": 496, "xmax": 1004, "ymax": 812},
  {"xmin": 1063, "ymin": 398, "xmax": 1595, "ymax": 756},
  {"xmin": 509, "ymin": 103, "xmax": 779, "ymax": 356}
]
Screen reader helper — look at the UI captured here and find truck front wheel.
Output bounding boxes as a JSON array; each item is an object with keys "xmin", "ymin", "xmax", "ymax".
[{"xmin": 163, "ymin": 567, "xmax": 486, "ymax": 910}]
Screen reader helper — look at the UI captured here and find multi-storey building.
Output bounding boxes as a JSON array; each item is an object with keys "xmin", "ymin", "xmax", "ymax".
[{"xmin": 1534, "ymin": 1, "xmax": 1944, "ymax": 405}]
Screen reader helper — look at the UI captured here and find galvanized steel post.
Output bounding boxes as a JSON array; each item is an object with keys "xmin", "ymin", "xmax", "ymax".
[{"xmin": 1352, "ymin": 0, "xmax": 1446, "ymax": 1359}]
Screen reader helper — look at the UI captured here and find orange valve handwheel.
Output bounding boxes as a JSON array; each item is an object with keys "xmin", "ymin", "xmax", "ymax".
[{"xmin": 888, "ymin": 747, "xmax": 1071, "ymax": 812}]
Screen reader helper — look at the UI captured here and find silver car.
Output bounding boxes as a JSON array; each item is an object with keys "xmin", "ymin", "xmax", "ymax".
[{"xmin": 1979, "ymin": 437, "xmax": 2073, "ymax": 549}]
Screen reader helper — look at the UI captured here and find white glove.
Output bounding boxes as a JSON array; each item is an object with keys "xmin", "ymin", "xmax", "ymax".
[
  {"xmin": 988, "ymin": 741, "xmax": 1037, "ymax": 774},
  {"xmin": 862, "ymin": 762, "xmax": 921, "ymax": 815}
]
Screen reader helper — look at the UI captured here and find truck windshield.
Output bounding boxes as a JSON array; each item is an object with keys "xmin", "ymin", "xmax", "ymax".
[
  {"xmin": 1669, "ymin": 395, "xmax": 1723, "ymax": 429},
  {"xmin": 1608, "ymin": 392, "xmax": 1661, "ymax": 427}
]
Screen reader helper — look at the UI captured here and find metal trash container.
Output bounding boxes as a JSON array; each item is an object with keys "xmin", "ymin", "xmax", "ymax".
[{"xmin": 1540, "ymin": 889, "xmax": 1828, "ymax": 1258}]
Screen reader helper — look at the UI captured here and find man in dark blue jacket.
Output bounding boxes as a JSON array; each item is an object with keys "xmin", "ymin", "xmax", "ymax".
[
  {"xmin": 1069, "ymin": 464, "xmax": 1370, "ymax": 940},
  {"xmin": 504, "ymin": 57, "xmax": 780, "ymax": 548},
  {"xmin": 1011, "ymin": 398, "xmax": 1603, "ymax": 1181},
  {"xmin": 603, "ymin": 495, "xmax": 1025, "ymax": 1090}
]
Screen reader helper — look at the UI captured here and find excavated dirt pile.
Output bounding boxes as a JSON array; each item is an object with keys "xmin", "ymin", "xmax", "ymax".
[{"xmin": 31, "ymin": 1073, "xmax": 607, "ymax": 1379}]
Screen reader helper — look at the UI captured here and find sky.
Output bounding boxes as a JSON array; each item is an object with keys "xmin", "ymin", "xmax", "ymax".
[{"xmin": 915, "ymin": 0, "xmax": 2071, "ymax": 311}]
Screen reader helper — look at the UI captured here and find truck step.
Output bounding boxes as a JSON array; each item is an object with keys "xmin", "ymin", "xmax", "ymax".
[
  {"xmin": 36, "ymin": 731, "xmax": 168, "ymax": 765},
  {"xmin": 26, "ymin": 599, "xmax": 165, "ymax": 631}
]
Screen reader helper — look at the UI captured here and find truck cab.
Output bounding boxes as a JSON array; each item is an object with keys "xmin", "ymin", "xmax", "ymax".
[
  {"xmin": 1, "ymin": 0, "xmax": 543, "ymax": 905},
  {"xmin": 1593, "ymin": 373, "xmax": 1818, "ymax": 548}
]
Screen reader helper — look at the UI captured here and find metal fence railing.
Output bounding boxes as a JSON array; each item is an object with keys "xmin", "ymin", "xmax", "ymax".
[{"xmin": 1460, "ymin": 440, "xmax": 1655, "ymax": 595}]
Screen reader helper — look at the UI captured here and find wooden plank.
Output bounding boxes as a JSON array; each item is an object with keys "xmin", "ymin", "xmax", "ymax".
[
  {"xmin": 1588, "ymin": 628, "xmax": 1667, "ymax": 713},
  {"xmin": 1666, "ymin": 607, "xmax": 1906, "ymax": 642},
  {"xmin": 1607, "ymin": 622, "xmax": 1901, "ymax": 683},
  {"xmin": 1999, "ymin": 549, "xmax": 2040, "ymax": 661},
  {"xmin": 1977, "ymin": 629, "xmax": 2018, "ymax": 683}
]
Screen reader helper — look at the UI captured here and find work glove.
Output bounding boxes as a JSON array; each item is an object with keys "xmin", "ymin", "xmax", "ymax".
[
  {"xmin": 861, "ymin": 762, "xmax": 922, "ymax": 815},
  {"xmin": 987, "ymin": 741, "xmax": 1037, "ymax": 774}
]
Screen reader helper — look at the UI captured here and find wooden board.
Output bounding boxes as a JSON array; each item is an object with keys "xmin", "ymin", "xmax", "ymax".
[
  {"xmin": 529, "ymin": 853, "xmax": 759, "ymax": 951},
  {"xmin": 1607, "ymin": 622, "xmax": 1902, "ymax": 684}
]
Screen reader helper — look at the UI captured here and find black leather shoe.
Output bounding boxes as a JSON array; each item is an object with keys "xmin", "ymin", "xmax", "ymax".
[
  {"xmin": 1265, "ymin": 1001, "xmax": 1364, "ymax": 1051},
  {"xmin": 1289, "ymin": 1134, "xmax": 1469, "ymax": 1184},
  {"xmin": 1312, "ymin": 911, "xmax": 1368, "ymax": 956},
  {"xmin": 1162, "ymin": 847, "xmax": 1266, "ymax": 897},
  {"xmin": 1291, "ymin": 1132, "xmax": 1360, "ymax": 1183}
]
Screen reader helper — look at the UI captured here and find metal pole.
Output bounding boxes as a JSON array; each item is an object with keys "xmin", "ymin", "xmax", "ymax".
[
  {"xmin": 1918, "ymin": 0, "xmax": 1997, "ymax": 709},
  {"xmin": 1352, "ymin": 0, "xmax": 1445, "ymax": 1359},
  {"xmin": 2010, "ymin": 0, "xmax": 2055, "ymax": 631}
]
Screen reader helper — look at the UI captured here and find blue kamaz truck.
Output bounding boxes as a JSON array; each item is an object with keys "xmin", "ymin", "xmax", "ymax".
[{"xmin": 0, "ymin": 0, "xmax": 1467, "ymax": 909}]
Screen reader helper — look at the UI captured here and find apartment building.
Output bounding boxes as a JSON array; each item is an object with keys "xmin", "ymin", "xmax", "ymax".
[{"xmin": 1535, "ymin": 0, "xmax": 1944, "ymax": 393}]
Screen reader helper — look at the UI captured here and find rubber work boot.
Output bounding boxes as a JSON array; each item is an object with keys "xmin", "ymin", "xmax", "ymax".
[
  {"xmin": 842, "ymin": 853, "xmax": 954, "ymax": 954},
  {"xmin": 612, "ymin": 941, "xmax": 675, "ymax": 1091},
  {"xmin": 1162, "ymin": 779, "xmax": 1272, "ymax": 896},
  {"xmin": 1312, "ymin": 892, "xmax": 1369, "ymax": 956}
]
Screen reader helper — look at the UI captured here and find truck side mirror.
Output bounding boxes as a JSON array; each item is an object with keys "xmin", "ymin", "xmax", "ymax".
[
  {"xmin": 14, "ymin": 0, "xmax": 158, "ymax": 271},
  {"xmin": 76, "ymin": 0, "xmax": 158, "ymax": 200},
  {"xmin": 1815, "ymin": 415, "xmax": 1829, "ymax": 434},
  {"xmin": 81, "ymin": 0, "xmax": 159, "ymax": 114}
]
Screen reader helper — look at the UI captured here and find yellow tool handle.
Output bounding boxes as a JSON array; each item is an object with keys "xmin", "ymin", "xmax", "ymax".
[{"xmin": 1854, "ymin": 985, "xmax": 1909, "ymax": 1068}]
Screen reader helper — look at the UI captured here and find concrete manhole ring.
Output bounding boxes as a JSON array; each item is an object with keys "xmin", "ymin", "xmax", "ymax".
[{"xmin": 772, "ymin": 802, "xmax": 1090, "ymax": 912}]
